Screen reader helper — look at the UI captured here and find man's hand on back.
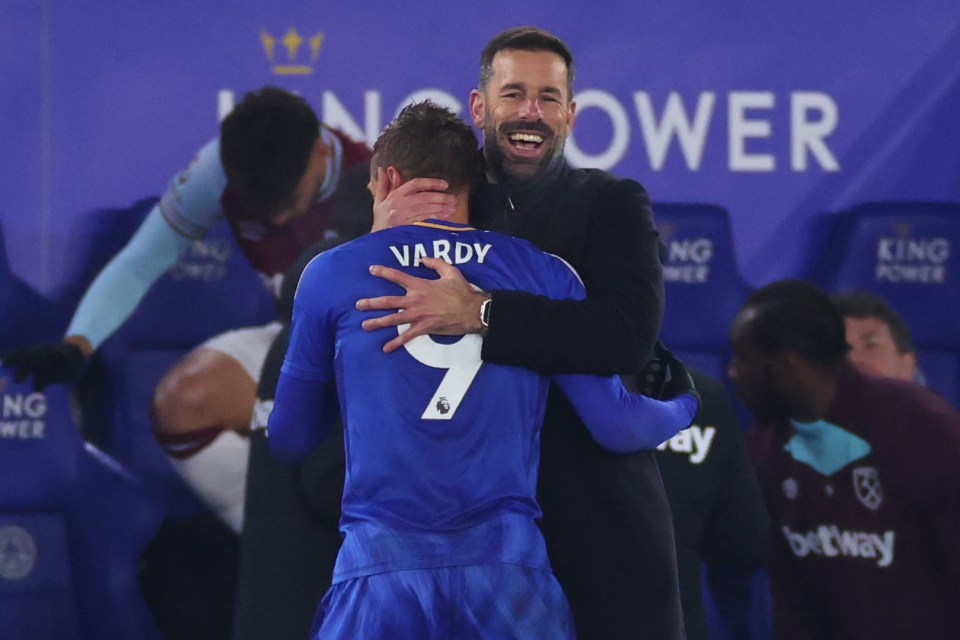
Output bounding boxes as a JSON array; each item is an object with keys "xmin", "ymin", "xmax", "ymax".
[{"xmin": 356, "ymin": 257, "xmax": 487, "ymax": 353}]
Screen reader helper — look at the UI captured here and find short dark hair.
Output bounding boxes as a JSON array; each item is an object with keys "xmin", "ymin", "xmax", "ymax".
[
  {"xmin": 832, "ymin": 290, "xmax": 916, "ymax": 354},
  {"xmin": 742, "ymin": 279, "xmax": 849, "ymax": 367},
  {"xmin": 219, "ymin": 86, "xmax": 320, "ymax": 222},
  {"xmin": 479, "ymin": 26, "xmax": 575, "ymax": 98},
  {"xmin": 372, "ymin": 101, "xmax": 481, "ymax": 194}
]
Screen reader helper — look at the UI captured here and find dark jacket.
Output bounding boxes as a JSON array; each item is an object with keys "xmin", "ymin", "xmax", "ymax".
[
  {"xmin": 656, "ymin": 369, "xmax": 768, "ymax": 640},
  {"xmin": 472, "ymin": 160, "xmax": 681, "ymax": 640},
  {"xmin": 474, "ymin": 160, "xmax": 663, "ymax": 375}
]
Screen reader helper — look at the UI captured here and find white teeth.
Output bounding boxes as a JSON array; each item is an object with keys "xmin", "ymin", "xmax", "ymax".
[{"xmin": 509, "ymin": 133, "xmax": 544, "ymax": 144}]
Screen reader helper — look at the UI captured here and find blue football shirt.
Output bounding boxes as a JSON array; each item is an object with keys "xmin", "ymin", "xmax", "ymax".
[{"xmin": 269, "ymin": 220, "xmax": 696, "ymax": 583}]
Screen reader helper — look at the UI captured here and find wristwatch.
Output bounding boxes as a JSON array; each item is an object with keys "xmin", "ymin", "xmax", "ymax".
[{"xmin": 479, "ymin": 295, "xmax": 492, "ymax": 332}]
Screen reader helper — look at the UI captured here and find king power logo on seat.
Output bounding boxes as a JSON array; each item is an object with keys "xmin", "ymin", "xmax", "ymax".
[
  {"xmin": 260, "ymin": 27, "xmax": 324, "ymax": 75},
  {"xmin": 658, "ymin": 224, "xmax": 714, "ymax": 285},
  {"xmin": 874, "ymin": 222, "xmax": 951, "ymax": 285},
  {"xmin": 0, "ymin": 385, "xmax": 47, "ymax": 440}
]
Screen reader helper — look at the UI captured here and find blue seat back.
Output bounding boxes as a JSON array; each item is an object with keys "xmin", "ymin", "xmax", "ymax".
[
  {"xmin": 654, "ymin": 203, "xmax": 752, "ymax": 380},
  {"xmin": 68, "ymin": 199, "xmax": 277, "ymax": 517},
  {"xmin": 810, "ymin": 201, "xmax": 960, "ymax": 407},
  {"xmin": 0, "ymin": 224, "xmax": 64, "ymax": 352},
  {"xmin": 0, "ymin": 367, "xmax": 163, "ymax": 639}
]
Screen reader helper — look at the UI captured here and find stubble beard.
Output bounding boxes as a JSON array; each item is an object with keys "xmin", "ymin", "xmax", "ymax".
[{"xmin": 482, "ymin": 114, "xmax": 566, "ymax": 189}]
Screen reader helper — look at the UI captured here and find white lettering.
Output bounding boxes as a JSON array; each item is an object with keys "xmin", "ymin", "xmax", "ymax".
[
  {"xmin": 389, "ymin": 242, "xmax": 493, "ymax": 267},
  {"xmin": 790, "ymin": 92, "xmax": 840, "ymax": 171},
  {"xmin": 875, "ymin": 264, "xmax": 946, "ymax": 284},
  {"xmin": 670, "ymin": 429, "xmax": 693, "ymax": 454},
  {"xmin": 2, "ymin": 393, "xmax": 46, "ymax": 419},
  {"xmin": 454, "ymin": 242, "xmax": 473, "ymax": 264},
  {"xmin": 189, "ymin": 239, "xmax": 231, "ymax": 261},
  {"xmin": 663, "ymin": 265, "xmax": 709, "ymax": 283},
  {"xmin": 432, "ymin": 240, "xmax": 451, "ymax": 264},
  {"xmin": 169, "ymin": 263, "xmax": 227, "ymax": 282},
  {"xmin": 729, "ymin": 91, "xmax": 775, "ymax": 172},
  {"xmin": 877, "ymin": 238, "xmax": 950, "ymax": 264},
  {"xmin": 874, "ymin": 531, "xmax": 896, "ymax": 568},
  {"xmin": 782, "ymin": 525, "xmax": 895, "ymax": 568},
  {"xmin": 566, "ymin": 90, "xmax": 631, "ymax": 169},
  {"xmin": 668, "ymin": 238, "xmax": 713, "ymax": 264},
  {"xmin": 0, "ymin": 420, "xmax": 45, "ymax": 439},
  {"xmin": 473, "ymin": 243, "xmax": 491, "ymax": 264},
  {"xmin": 689, "ymin": 426, "xmax": 716, "ymax": 464},
  {"xmin": 216, "ymin": 88, "xmax": 844, "ymax": 175},
  {"xmin": 635, "ymin": 91, "xmax": 715, "ymax": 171},
  {"xmin": 657, "ymin": 425, "xmax": 716, "ymax": 464},
  {"xmin": 413, "ymin": 244, "xmax": 428, "ymax": 266},
  {"xmin": 389, "ymin": 245, "xmax": 410, "ymax": 267}
]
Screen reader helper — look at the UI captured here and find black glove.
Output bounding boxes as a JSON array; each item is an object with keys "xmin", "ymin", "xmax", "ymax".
[
  {"xmin": 1, "ymin": 342, "xmax": 88, "ymax": 391},
  {"xmin": 637, "ymin": 340, "xmax": 700, "ymax": 404}
]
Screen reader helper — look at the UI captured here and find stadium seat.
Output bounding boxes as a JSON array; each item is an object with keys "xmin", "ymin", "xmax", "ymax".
[
  {"xmin": 809, "ymin": 201, "xmax": 960, "ymax": 408},
  {"xmin": 653, "ymin": 202, "xmax": 753, "ymax": 380},
  {"xmin": 0, "ymin": 224, "xmax": 63, "ymax": 353},
  {"xmin": 66, "ymin": 198, "xmax": 278, "ymax": 517},
  {"xmin": 653, "ymin": 203, "xmax": 771, "ymax": 640},
  {"xmin": 0, "ymin": 366, "xmax": 163, "ymax": 639}
]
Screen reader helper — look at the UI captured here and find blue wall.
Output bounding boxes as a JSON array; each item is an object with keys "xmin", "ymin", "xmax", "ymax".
[{"xmin": 2, "ymin": 0, "xmax": 959, "ymax": 292}]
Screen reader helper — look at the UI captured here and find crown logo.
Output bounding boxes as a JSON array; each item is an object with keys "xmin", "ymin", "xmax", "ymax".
[{"xmin": 260, "ymin": 27, "xmax": 324, "ymax": 75}]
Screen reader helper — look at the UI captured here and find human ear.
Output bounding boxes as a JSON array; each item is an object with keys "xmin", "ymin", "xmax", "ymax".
[{"xmin": 469, "ymin": 90, "xmax": 485, "ymax": 128}]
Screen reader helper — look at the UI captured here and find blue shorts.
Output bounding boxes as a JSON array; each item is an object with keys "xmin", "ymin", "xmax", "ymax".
[{"xmin": 312, "ymin": 563, "xmax": 576, "ymax": 639}]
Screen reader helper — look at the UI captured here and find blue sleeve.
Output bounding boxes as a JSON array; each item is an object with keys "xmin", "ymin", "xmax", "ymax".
[
  {"xmin": 267, "ymin": 255, "xmax": 340, "ymax": 463},
  {"xmin": 267, "ymin": 373, "xmax": 339, "ymax": 464},
  {"xmin": 552, "ymin": 373, "xmax": 699, "ymax": 453},
  {"xmin": 540, "ymin": 250, "xmax": 697, "ymax": 452}
]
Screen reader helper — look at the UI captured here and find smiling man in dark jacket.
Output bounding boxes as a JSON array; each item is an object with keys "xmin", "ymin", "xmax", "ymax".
[{"xmin": 358, "ymin": 27, "xmax": 679, "ymax": 639}]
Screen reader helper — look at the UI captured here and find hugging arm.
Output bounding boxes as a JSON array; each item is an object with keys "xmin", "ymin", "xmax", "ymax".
[
  {"xmin": 552, "ymin": 373, "xmax": 699, "ymax": 453},
  {"xmin": 267, "ymin": 374, "xmax": 340, "ymax": 465}
]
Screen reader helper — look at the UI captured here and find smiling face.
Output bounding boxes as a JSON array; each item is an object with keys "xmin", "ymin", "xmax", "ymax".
[{"xmin": 469, "ymin": 49, "xmax": 576, "ymax": 185}]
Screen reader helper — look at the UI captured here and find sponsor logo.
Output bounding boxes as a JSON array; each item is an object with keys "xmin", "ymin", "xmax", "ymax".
[
  {"xmin": 852, "ymin": 466, "xmax": 883, "ymax": 511},
  {"xmin": 0, "ymin": 525, "xmax": 38, "ymax": 581},
  {"xmin": 260, "ymin": 27, "xmax": 324, "ymax": 75},
  {"xmin": 215, "ymin": 89, "xmax": 840, "ymax": 173},
  {"xmin": 168, "ymin": 237, "xmax": 232, "ymax": 283},
  {"xmin": 782, "ymin": 477, "xmax": 799, "ymax": 501},
  {"xmin": 875, "ymin": 227, "xmax": 950, "ymax": 284},
  {"xmin": 659, "ymin": 226, "xmax": 714, "ymax": 284},
  {"xmin": 1, "ymin": 391, "xmax": 46, "ymax": 440},
  {"xmin": 782, "ymin": 524, "xmax": 895, "ymax": 568},
  {"xmin": 656, "ymin": 424, "xmax": 716, "ymax": 464}
]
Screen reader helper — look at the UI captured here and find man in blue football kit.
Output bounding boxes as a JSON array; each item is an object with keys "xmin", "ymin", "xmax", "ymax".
[{"xmin": 267, "ymin": 102, "xmax": 699, "ymax": 639}]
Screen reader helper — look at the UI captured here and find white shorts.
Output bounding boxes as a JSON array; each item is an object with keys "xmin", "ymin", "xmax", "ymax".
[{"xmin": 202, "ymin": 321, "xmax": 283, "ymax": 381}]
